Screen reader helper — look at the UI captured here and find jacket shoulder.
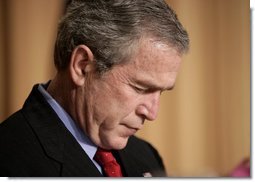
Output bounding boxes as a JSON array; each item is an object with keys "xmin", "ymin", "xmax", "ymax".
[
  {"xmin": 0, "ymin": 110, "xmax": 27, "ymax": 138},
  {"xmin": 0, "ymin": 110, "xmax": 60, "ymax": 177}
]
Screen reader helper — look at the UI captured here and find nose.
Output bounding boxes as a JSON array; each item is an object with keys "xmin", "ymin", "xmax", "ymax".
[{"xmin": 136, "ymin": 92, "xmax": 160, "ymax": 121}]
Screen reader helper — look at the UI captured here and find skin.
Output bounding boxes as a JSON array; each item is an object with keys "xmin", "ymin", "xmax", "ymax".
[{"xmin": 47, "ymin": 38, "xmax": 182, "ymax": 150}]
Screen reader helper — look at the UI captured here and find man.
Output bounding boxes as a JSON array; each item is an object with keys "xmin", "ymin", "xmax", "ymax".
[{"xmin": 0, "ymin": 0, "xmax": 189, "ymax": 177}]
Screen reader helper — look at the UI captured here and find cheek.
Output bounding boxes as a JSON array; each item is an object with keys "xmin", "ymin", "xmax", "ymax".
[
  {"xmin": 89, "ymin": 75, "xmax": 141, "ymax": 127},
  {"xmin": 97, "ymin": 91, "xmax": 139, "ymax": 127},
  {"xmin": 90, "ymin": 92, "xmax": 123, "ymax": 128}
]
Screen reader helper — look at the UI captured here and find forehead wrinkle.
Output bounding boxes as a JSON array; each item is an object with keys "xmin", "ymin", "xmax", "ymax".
[{"xmin": 131, "ymin": 40, "xmax": 181, "ymax": 72}]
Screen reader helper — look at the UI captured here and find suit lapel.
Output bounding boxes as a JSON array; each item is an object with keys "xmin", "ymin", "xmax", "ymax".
[
  {"xmin": 22, "ymin": 85, "xmax": 102, "ymax": 176},
  {"xmin": 114, "ymin": 136, "xmax": 157, "ymax": 177},
  {"xmin": 115, "ymin": 146, "xmax": 156, "ymax": 177},
  {"xmin": 115, "ymin": 149, "xmax": 143, "ymax": 177}
]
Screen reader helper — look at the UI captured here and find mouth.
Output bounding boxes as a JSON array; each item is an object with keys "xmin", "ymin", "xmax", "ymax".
[
  {"xmin": 121, "ymin": 123, "xmax": 142, "ymax": 130},
  {"xmin": 120, "ymin": 124, "xmax": 140, "ymax": 136}
]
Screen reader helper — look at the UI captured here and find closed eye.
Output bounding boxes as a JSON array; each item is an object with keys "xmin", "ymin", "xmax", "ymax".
[
  {"xmin": 132, "ymin": 85, "xmax": 160, "ymax": 94},
  {"xmin": 133, "ymin": 85, "xmax": 148, "ymax": 94}
]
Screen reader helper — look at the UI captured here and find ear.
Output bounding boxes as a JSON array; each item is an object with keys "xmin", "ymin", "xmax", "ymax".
[{"xmin": 69, "ymin": 45, "xmax": 95, "ymax": 86}]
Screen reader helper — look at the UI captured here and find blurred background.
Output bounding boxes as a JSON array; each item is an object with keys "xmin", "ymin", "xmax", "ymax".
[{"xmin": 0, "ymin": 0, "xmax": 250, "ymax": 177}]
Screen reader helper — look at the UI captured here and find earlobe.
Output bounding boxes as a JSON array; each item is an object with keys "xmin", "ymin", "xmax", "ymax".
[{"xmin": 69, "ymin": 45, "xmax": 94, "ymax": 86}]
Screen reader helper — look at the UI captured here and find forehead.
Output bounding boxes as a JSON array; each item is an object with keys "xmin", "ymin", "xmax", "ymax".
[
  {"xmin": 109, "ymin": 38, "xmax": 182, "ymax": 90},
  {"xmin": 131, "ymin": 39, "xmax": 181, "ymax": 72}
]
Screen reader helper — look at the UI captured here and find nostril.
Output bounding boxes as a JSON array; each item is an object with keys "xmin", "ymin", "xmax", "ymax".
[
  {"xmin": 146, "ymin": 102, "xmax": 160, "ymax": 121},
  {"xmin": 136, "ymin": 105, "xmax": 149, "ymax": 119},
  {"xmin": 146, "ymin": 112, "xmax": 157, "ymax": 121}
]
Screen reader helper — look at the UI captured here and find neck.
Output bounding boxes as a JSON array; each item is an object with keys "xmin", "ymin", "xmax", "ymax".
[
  {"xmin": 47, "ymin": 72, "xmax": 76, "ymax": 121},
  {"xmin": 47, "ymin": 71, "xmax": 89, "ymax": 135}
]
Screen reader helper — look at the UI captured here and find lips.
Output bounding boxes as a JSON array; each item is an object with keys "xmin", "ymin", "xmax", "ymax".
[
  {"xmin": 125, "ymin": 125, "xmax": 138, "ymax": 130},
  {"xmin": 121, "ymin": 123, "xmax": 142, "ymax": 130},
  {"xmin": 120, "ymin": 124, "xmax": 140, "ymax": 136}
]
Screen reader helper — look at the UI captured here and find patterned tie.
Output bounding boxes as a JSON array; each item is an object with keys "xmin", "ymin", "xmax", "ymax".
[{"xmin": 94, "ymin": 148, "xmax": 123, "ymax": 177}]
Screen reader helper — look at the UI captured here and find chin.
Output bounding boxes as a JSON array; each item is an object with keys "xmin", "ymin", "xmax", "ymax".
[{"xmin": 103, "ymin": 136, "xmax": 130, "ymax": 150}]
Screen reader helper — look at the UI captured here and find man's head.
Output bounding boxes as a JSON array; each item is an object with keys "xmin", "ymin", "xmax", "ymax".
[
  {"xmin": 52, "ymin": 0, "xmax": 189, "ymax": 150},
  {"xmin": 54, "ymin": 0, "xmax": 189, "ymax": 73}
]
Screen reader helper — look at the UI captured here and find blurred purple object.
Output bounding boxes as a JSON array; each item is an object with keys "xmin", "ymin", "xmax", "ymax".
[{"xmin": 230, "ymin": 158, "xmax": 250, "ymax": 177}]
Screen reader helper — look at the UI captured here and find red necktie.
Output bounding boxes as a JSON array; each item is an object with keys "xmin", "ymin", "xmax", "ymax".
[{"xmin": 94, "ymin": 148, "xmax": 123, "ymax": 177}]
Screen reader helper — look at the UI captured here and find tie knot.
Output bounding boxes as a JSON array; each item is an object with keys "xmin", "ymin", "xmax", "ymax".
[{"xmin": 94, "ymin": 148, "xmax": 116, "ymax": 166}]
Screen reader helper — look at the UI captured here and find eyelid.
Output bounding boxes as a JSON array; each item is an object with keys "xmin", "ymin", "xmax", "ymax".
[
  {"xmin": 133, "ymin": 85, "xmax": 161, "ymax": 94},
  {"xmin": 133, "ymin": 85, "xmax": 148, "ymax": 93},
  {"xmin": 132, "ymin": 83, "xmax": 174, "ymax": 94}
]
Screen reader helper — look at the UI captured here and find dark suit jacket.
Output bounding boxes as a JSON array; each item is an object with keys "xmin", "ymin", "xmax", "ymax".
[{"xmin": 0, "ymin": 84, "xmax": 167, "ymax": 177}]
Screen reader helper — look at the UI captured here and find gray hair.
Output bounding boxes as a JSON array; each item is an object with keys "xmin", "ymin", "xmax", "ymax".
[{"xmin": 54, "ymin": 0, "xmax": 189, "ymax": 73}]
